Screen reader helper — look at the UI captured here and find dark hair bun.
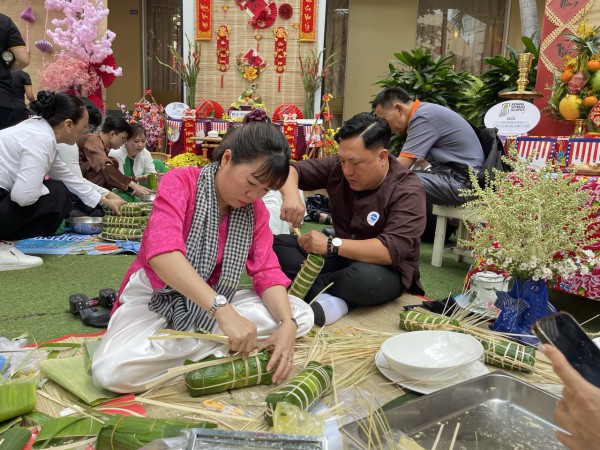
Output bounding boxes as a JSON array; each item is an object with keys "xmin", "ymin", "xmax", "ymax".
[{"xmin": 30, "ymin": 91, "xmax": 56, "ymax": 118}]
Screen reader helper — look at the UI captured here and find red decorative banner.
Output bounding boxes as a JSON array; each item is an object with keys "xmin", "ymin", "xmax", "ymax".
[
  {"xmin": 273, "ymin": 26, "xmax": 288, "ymax": 92},
  {"xmin": 183, "ymin": 117, "xmax": 196, "ymax": 153},
  {"xmin": 283, "ymin": 123, "xmax": 298, "ymax": 159},
  {"xmin": 216, "ymin": 25, "xmax": 231, "ymax": 88},
  {"xmin": 299, "ymin": 0, "xmax": 316, "ymax": 42},
  {"xmin": 532, "ymin": 0, "xmax": 593, "ymax": 135},
  {"xmin": 196, "ymin": 0, "xmax": 212, "ymax": 41}
]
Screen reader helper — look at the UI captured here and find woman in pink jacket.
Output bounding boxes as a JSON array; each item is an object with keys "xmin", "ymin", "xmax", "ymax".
[{"xmin": 93, "ymin": 121, "xmax": 314, "ymax": 393}]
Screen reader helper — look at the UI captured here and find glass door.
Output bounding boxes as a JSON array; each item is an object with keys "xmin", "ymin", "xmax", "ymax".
[{"xmin": 145, "ymin": 0, "xmax": 182, "ymax": 105}]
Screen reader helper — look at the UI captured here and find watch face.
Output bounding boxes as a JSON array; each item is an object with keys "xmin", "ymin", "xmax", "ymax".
[
  {"xmin": 215, "ymin": 294, "xmax": 228, "ymax": 306},
  {"xmin": 332, "ymin": 237, "xmax": 343, "ymax": 247},
  {"xmin": 2, "ymin": 50, "xmax": 14, "ymax": 63}
]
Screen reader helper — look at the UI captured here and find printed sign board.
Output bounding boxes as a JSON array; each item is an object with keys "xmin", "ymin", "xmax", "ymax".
[{"xmin": 484, "ymin": 100, "xmax": 540, "ymax": 136}]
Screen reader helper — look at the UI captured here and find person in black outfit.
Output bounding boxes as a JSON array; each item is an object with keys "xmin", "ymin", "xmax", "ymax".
[
  {"xmin": 0, "ymin": 13, "xmax": 29, "ymax": 130},
  {"xmin": 5, "ymin": 70, "xmax": 34, "ymax": 127}
]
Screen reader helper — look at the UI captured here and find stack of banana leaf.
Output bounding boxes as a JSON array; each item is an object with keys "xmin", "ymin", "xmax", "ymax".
[
  {"xmin": 102, "ymin": 202, "xmax": 152, "ymax": 241},
  {"xmin": 95, "ymin": 415, "xmax": 216, "ymax": 449},
  {"xmin": 0, "ymin": 376, "xmax": 36, "ymax": 423},
  {"xmin": 1, "ymin": 413, "xmax": 217, "ymax": 449}
]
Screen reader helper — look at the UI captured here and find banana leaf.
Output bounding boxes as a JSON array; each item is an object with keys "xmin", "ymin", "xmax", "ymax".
[
  {"xmin": 398, "ymin": 310, "xmax": 460, "ymax": 331},
  {"xmin": 101, "ymin": 227, "xmax": 143, "ymax": 241},
  {"xmin": 0, "ymin": 427, "xmax": 31, "ymax": 450},
  {"xmin": 34, "ymin": 416, "xmax": 102, "ymax": 448},
  {"xmin": 0, "ymin": 377, "xmax": 36, "ymax": 422},
  {"xmin": 264, "ymin": 361, "xmax": 333, "ymax": 426},
  {"xmin": 40, "ymin": 355, "xmax": 118, "ymax": 406},
  {"xmin": 103, "ymin": 215, "xmax": 149, "ymax": 228},
  {"xmin": 96, "ymin": 415, "xmax": 216, "ymax": 450},
  {"xmin": 184, "ymin": 350, "xmax": 273, "ymax": 397},
  {"xmin": 475, "ymin": 336, "xmax": 536, "ymax": 373},
  {"xmin": 288, "ymin": 254, "xmax": 325, "ymax": 300},
  {"xmin": 83, "ymin": 340, "xmax": 101, "ymax": 375},
  {"xmin": 104, "ymin": 202, "xmax": 152, "ymax": 217}
]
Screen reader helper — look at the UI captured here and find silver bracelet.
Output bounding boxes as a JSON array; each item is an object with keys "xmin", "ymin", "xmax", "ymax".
[{"xmin": 279, "ymin": 317, "xmax": 298, "ymax": 329}]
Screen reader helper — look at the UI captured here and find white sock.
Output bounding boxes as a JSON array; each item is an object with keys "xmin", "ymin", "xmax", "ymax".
[{"xmin": 311, "ymin": 293, "xmax": 348, "ymax": 326}]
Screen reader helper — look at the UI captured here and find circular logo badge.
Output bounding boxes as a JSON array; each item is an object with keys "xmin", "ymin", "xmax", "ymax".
[{"xmin": 367, "ymin": 211, "xmax": 380, "ymax": 226}]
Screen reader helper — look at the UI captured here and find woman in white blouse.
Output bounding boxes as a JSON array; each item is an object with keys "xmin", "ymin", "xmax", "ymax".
[
  {"xmin": 0, "ymin": 91, "xmax": 124, "ymax": 272},
  {"xmin": 109, "ymin": 123, "xmax": 158, "ymax": 185}
]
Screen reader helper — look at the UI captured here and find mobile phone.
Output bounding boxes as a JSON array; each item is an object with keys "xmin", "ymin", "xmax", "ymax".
[{"xmin": 531, "ymin": 311, "xmax": 600, "ymax": 388}]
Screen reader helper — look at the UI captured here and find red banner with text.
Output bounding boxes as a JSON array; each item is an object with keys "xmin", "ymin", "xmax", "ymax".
[
  {"xmin": 196, "ymin": 0, "xmax": 212, "ymax": 41},
  {"xmin": 299, "ymin": 0, "xmax": 316, "ymax": 42}
]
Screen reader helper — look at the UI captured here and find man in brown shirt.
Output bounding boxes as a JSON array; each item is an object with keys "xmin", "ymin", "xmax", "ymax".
[
  {"xmin": 78, "ymin": 116, "xmax": 151, "ymax": 197},
  {"xmin": 275, "ymin": 112, "xmax": 426, "ymax": 326}
]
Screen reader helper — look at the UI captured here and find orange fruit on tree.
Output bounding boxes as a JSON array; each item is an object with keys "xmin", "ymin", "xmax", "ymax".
[
  {"xmin": 584, "ymin": 96, "xmax": 599, "ymax": 107},
  {"xmin": 561, "ymin": 69, "xmax": 574, "ymax": 83},
  {"xmin": 588, "ymin": 59, "xmax": 600, "ymax": 72}
]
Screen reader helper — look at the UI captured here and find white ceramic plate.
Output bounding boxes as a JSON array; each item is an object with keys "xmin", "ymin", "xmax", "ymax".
[
  {"xmin": 375, "ymin": 351, "xmax": 489, "ymax": 395},
  {"xmin": 455, "ymin": 292, "xmax": 500, "ymax": 319}
]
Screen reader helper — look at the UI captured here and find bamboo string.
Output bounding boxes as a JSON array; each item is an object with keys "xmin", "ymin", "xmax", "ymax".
[
  {"xmin": 431, "ymin": 423, "xmax": 444, "ymax": 450},
  {"xmin": 449, "ymin": 422, "xmax": 461, "ymax": 450}
]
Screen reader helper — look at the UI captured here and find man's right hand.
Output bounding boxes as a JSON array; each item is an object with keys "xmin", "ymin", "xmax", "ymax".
[
  {"xmin": 130, "ymin": 182, "xmax": 152, "ymax": 197},
  {"xmin": 280, "ymin": 192, "xmax": 305, "ymax": 228},
  {"xmin": 101, "ymin": 196, "xmax": 125, "ymax": 216}
]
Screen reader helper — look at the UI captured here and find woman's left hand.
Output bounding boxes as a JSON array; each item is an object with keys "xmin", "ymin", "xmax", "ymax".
[{"xmin": 259, "ymin": 319, "xmax": 297, "ymax": 383}]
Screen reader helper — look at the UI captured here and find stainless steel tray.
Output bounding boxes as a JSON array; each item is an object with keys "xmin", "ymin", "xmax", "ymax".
[
  {"xmin": 341, "ymin": 371, "xmax": 565, "ymax": 449},
  {"xmin": 184, "ymin": 428, "xmax": 327, "ymax": 449}
]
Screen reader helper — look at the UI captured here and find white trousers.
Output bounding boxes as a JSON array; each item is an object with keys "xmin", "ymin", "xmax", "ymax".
[{"xmin": 92, "ymin": 269, "xmax": 314, "ymax": 393}]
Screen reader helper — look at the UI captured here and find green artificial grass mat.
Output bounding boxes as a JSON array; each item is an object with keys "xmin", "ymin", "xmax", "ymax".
[{"xmin": 1, "ymin": 225, "xmax": 598, "ymax": 341}]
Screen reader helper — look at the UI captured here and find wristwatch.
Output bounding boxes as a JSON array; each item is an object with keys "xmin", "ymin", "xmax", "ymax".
[
  {"xmin": 2, "ymin": 50, "xmax": 14, "ymax": 65},
  {"xmin": 207, "ymin": 294, "xmax": 228, "ymax": 318},
  {"xmin": 331, "ymin": 237, "xmax": 343, "ymax": 256}
]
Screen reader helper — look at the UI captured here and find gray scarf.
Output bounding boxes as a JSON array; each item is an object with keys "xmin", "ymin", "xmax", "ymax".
[{"xmin": 148, "ymin": 162, "xmax": 254, "ymax": 331}]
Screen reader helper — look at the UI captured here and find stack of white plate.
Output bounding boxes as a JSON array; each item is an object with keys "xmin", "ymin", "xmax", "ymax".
[{"xmin": 376, "ymin": 330, "xmax": 488, "ymax": 394}]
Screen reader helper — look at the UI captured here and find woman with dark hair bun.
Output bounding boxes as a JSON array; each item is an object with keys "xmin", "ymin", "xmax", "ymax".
[
  {"xmin": 0, "ymin": 91, "xmax": 125, "ymax": 272},
  {"xmin": 92, "ymin": 120, "xmax": 314, "ymax": 393}
]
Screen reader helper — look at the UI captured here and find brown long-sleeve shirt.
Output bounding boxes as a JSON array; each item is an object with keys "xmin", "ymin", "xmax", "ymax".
[
  {"xmin": 77, "ymin": 134, "xmax": 132, "ymax": 191},
  {"xmin": 292, "ymin": 155, "xmax": 426, "ymax": 294}
]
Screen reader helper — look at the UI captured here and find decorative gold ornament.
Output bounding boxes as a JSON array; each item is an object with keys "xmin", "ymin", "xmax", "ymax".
[{"xmin": 498, "ymin": 53, "xmax": 543, "ymax": 100}]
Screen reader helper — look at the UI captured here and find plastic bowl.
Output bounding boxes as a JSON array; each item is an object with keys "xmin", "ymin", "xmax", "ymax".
[
  {"xmin": 66, "ymin": 216, "xmax": 104, "ymax": 235},
  {"xmin": 380, "ymin": 330, "xmax": 484, "ymax": 382}
]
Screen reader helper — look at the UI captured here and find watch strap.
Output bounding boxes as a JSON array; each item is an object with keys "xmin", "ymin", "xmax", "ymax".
[
  {"xmin": 326, "ymin": 236, "xmax": 333, "ymax": 257},
  {"xmin": 332, "ymin": 241, "xmax": 340, "ymax": 256}
]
